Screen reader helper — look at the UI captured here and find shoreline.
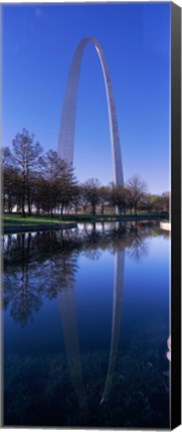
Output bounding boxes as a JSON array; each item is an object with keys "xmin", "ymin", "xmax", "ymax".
[
  {"xmin": 2, "ymin": 214, "xmax": 168, "ymax": 234},
  {"xmin": 3, "ymin": 223, "xmax": 77, "ymax": 234}
]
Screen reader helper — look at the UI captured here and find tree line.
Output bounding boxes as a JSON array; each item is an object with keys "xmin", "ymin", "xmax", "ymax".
[{"xmin": 2, "ymin": 129, "xmax": 169, "ymax": 217}]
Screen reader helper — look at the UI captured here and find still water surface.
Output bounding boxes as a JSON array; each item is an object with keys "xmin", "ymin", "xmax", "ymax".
[{"xmin": 3, "ymin": 222, "xmax": 170, "ymax": 428}]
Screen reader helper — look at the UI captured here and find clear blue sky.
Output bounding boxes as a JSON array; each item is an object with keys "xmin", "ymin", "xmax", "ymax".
[{"xmin": 2, "ymin": 2, "xmax": 170, "ymax": 194}]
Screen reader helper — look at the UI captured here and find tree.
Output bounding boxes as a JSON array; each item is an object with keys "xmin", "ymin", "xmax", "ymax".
[
  {"xmin": 66, "ymin": 185, "xmax": 81, "ymax": 214},
  {"xmin": 82, "ymin": 178, "xmax": 101, "ymax": 215},
  {"xmin": 1, "ymin": 146, "xmax": 20, "ymax": 212},
  {"xmin": 3, "ymin": 167, "xmax": 21, "ymax": 213},
  {"xmin": 39, "ymin": 150, "xmax": 61, "ymax": 215},
  {"xmin": 57, "ymin": 160, "xmax": 78, "ymax": 216},
  {"xmin": 1, "ymin": 145, "xmax": 12, "ymax": 167},
  {"xmin": 40, "ymin": 150, "xmax": 77, "ymax": 216},
  {"xmin": 12, "ymin": 129, "xmax": 42, "ymax": 216},
  {"xmin": 99, "ymin": 186, "xmax": 110, "ymax": 214},
  {"xmin": 31, "ymin": 172, "xmax": 46, "ymax": 215},
  {"xmin": 161, "ymin": 192, "xmax": 170, "ymax": 213},
  {"xmin": 148, "ymin": 192, "xmax": 170, "ymax": 214},
  {"xmin": 109, "ymin": 185, "xmax": 128, "ymax": 214},
  {"xmin": 126, "ymin": 175, "xmax": 147, "ymax": 215},
  {"xmin": 78, "ymin": 185, "xmax": 90, "ymax": 213}
]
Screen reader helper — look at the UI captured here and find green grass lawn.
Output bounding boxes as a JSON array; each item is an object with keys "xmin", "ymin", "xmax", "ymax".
[{"xmin": 3, "ymin": 214, "xmax": 71, "ymax": 226}]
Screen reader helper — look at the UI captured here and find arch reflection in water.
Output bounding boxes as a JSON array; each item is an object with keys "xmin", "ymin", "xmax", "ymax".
[
  {"xmin": 59, "ymin": 248, "xmax": 125, "ymax": 405},
  {"xmin": 3, "ymin": 223, "xmax": 170, "ymax": 427}
]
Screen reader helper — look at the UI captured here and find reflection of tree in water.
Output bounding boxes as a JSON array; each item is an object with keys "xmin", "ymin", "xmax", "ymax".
[
  {"xmin": 4, "ymin": 234, "xmax": 42, "ymax": 326},
  {"xmin": 39, "ymin": 251, "xmax": 78, "ymax": 299},
  {"xmin": 5, "ymin": 276, "xmax": 42, "ymax": 327},
  {"xmin": 3, "ymin": 232, "xmax": 79, "ymax": 325},
  {"xmin": 126, "ymin": 221, "xmax": 168, "ymax": 262},
  {"xmin": 3, "ymin": 221, "xmax": 165, "ymax": 326},
  {"xmin": 127, "ymin": 224, "xmax": 149, "ymax": 262},
  {"xmin": 83, "ymin": 248, "xmax": 101, "ymax": 261},
  {"xmin": 81, "ymin": 224, "xmax": 103, "ymax": 260}
]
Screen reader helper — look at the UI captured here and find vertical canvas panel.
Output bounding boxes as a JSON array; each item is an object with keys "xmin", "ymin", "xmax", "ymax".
[
  {"xmin": 1, "ymin": 2, "xmax": 181, "ymax": 429},
  {"xmin": 171, "ymin": 2, "xmax": 181, "ymax": 429}
]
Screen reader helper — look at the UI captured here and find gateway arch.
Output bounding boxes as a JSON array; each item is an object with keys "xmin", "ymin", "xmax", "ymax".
[{"xmin": 58, "ymin": 37, "xmax": 124, "ymax": 186}]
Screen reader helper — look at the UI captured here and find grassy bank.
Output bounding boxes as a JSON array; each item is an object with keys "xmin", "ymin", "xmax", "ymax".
[
  {"xmin": 3, "ymin": 214, "xmax": 78, "ymax": 234},
  {"xmin": 3, "ymin": 214, "xmax": 73, "ymax": 226},
  {"xmin": 3, "ymin": 212, "xmax": 169, "ymax": 227}
]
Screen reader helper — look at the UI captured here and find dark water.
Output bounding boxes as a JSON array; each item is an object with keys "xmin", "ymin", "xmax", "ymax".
[{"xmin": 3, "ymin": 221, "xmax": 170, "ymax": 428}]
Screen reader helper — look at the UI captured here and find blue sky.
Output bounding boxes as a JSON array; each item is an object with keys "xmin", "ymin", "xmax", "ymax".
[{"xmin": 2, "ymin": 2, "xmax": 171, "ymax": 193}]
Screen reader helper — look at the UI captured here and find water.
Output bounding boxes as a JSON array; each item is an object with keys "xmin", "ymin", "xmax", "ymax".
[{"xmin": 2, "ymin": 222, "xmax": 170, "ymax": 428}]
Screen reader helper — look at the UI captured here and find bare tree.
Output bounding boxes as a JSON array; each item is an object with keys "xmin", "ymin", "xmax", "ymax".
[
  {"xmin": 99, "ymin": 186, "xmax": 110, "ymax": 214},
  {"xmin": 109, "ymin": 185, "xmax": 128, "ymax": 214},
  {"xmin": 12, "ymin": 129, "xmax": 42, "ymax": 216},
  {"xmin": 40, "ymin": 150, "xmax": 77, "ymax": 216},
  {"xmin": 82, "ymin": 178, "xmax": 101, "ymax": 215},
  {"xmin": 127, "ymin": 175, "xmax": 147, "ymax": 215},
  {"xmin": 39, "ymin": 150, "xmax": 61, "ymax": 216},
  {"xmin": 1, "ymin": 146, "xmax": 21, "ymax": 212}
]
